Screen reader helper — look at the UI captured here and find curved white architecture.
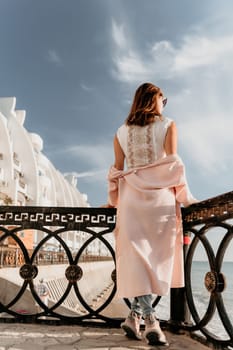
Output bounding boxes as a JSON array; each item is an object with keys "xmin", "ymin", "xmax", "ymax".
[
  {"xmin": 0, "ymin": 97, "xmax": 89, "ymax": 207},
  {"xmin": 0, "ymin": 97, "xmax": 90, "ymax": 251}
]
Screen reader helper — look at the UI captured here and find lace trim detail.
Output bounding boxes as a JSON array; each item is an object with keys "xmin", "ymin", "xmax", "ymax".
[{"xmin": 127, "ymin": 124, "xmax": 155, "ymax": 168}]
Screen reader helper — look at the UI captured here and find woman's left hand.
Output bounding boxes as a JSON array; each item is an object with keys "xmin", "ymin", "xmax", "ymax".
[{"xmin": 100, "ymin": 203, "xmax": 115, "ymax": 208}]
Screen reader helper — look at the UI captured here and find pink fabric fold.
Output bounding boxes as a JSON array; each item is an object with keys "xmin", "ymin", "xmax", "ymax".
[{"xmin": 107, "ymin": 154, "xmax": 197, "ymax": 298}]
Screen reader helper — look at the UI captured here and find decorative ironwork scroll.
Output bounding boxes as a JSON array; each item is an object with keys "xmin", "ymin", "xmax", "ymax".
[{"xmin": 0, "ymin": 207, "xmax": 120, "ymax": 327}]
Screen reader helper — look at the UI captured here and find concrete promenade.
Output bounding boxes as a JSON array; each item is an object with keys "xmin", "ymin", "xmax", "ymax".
[{"xmin": 0, "ymin": 323, "xmax": 211, "ymax": 350}]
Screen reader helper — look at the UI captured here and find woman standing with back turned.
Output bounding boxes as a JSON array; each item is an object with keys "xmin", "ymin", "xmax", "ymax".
[{"xmin": 106, "ymin": 82, "xmax": 197, "ymax": 346}]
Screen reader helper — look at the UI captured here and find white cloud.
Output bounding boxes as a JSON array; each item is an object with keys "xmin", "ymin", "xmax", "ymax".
[
  {"xmin": 112, "ymin": 51, "xmax": 148, "ymax": 82},
  {"xmin": 80, "ymin": 83, "xmax": 93, "ymax": 92},
  {"xmin": 47, "ymin": 49, "xmax": 62, "ymax": 65},
  {"xmin": 178, "ymin": 115, "xmax": 233, "ymax": 174},
  {"xmin": 111, "ymin": 20, "xmax": 127, "ymax": 50},
  {"xmin": 110, "ymin": 20, "xmax": 233, "ymax": 81},
  {"xmin": 68, "ymin": 144, "xmax": 113, "ymax": 168},
  {"xmin": 110, "ymin": 19, "xmax": 148, "ymax": 82},
  {"xmin": 64, "ymin": 169, "xmax": 107, "ymax": 180},
  {"xmin": 62, "ymin": 143, "xmax": 114, "ymax": 184},
  {"xmin": 169, "ymin": 81, "xmax": 233, "ymax": 176},
  {"xmin": 174, "ymin": 35, "xmax": 233, "ymax": 72}
]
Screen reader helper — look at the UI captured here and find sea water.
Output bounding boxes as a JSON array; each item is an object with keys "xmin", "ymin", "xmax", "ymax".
[{"xmin": 156, "ymin": 261, "xmax": 233, "ymax": 340}]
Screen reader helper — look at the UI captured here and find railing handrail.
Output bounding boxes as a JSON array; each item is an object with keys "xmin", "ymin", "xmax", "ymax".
[{"xmin": 182, "ymin": 190, "xmax": 233, "ymax": 226}]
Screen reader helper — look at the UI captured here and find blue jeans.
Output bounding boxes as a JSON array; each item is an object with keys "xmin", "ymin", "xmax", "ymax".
[{"xmin": 131, "ymin": 294, "xmax": 154, "ymax": 317}]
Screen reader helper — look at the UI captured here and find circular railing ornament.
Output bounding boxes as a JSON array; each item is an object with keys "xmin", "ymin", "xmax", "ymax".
[
  {"xmin": 19, "ymin": 264, "xmax": 38, "ymax": 281},
  {"xmin": 65, "ymin": 265, "xmax": 83, "ymax": 283},
  {"xmin": 204, "ymin": 271, "xmax": 226, "ymax": 293}
]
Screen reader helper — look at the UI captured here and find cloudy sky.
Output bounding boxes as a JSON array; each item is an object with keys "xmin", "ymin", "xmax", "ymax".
[{"xmin": 0, "ymin": 0, "xmax": 232, "ymax": 213}]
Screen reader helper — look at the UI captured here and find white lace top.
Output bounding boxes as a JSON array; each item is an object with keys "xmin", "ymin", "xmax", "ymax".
[{"xmin": 117, "ymin": 116, "xmax": 173, "ymax": 169}]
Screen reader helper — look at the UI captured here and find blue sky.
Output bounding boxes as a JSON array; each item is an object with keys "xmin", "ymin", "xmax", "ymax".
[{"xmin": 0, "ymin": 0, "xmax": 233, "ymax": 211}]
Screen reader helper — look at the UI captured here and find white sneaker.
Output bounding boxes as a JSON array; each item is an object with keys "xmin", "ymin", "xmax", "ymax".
[
  {"xmin": 121, "ymin": 311, "xmax": 142, "ymax": 340},
  {"xmin": 143, "ymin": 314, "xmax": 168, "ymax": 345}
]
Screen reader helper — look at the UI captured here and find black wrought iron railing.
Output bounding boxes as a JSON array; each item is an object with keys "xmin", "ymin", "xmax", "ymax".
[
  {"xmin": 0, "ymin": 191, "xmax": 232, "ymax": 348},
  {"xmin": 181, "ymin": 191, "xmax": 233, "ymax": 348}
]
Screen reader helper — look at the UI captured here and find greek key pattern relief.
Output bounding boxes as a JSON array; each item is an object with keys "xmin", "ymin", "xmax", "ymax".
[{"xmin": 0, "ymin": 207, "xmax": 116, "ymax": 227}]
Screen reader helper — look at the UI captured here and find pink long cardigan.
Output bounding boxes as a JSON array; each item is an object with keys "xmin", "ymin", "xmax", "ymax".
[{"xmin": 108, "ymin": 154, "xmax": 197, "ymax": 298}]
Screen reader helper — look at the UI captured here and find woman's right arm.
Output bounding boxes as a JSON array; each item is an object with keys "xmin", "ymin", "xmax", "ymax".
[
  {"xmin": 113, "ymin": 134, "xmax": 125, "ymax": 170},
  {"xmin": 164, "ymin": 121, "xmax": 177, "ymax": 155},
  {"xmin": 101, "ymin": 135, "xmax": 124, "ymax": 208}
]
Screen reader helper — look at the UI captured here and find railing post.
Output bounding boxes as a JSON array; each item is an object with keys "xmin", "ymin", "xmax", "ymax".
[{"xmin": 169, "ymin": 231, "xmax": 191, "ymax": 330}]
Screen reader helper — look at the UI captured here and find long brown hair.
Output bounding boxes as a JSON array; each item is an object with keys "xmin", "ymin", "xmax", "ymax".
[{"xmin": 125, "ymin": 82, "xmax": 162, "ymax": 126}]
